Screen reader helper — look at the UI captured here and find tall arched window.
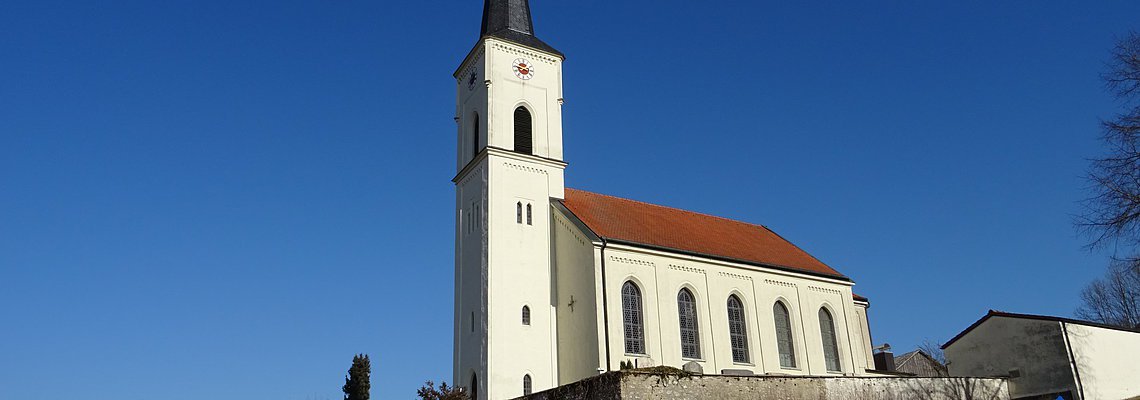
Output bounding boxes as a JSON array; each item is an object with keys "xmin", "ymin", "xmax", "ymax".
[
  {"xmin": 727, "ymin": 295, "xmax": 749, "ymax": 363},
  {"xmin": 621, "ymin": 281, "xmax": 645, "ymax": 354},
  {"xmin": 774, "ymin": 302, "xmax": 797, "ymax": 368},
  {"xmin": 677, "ymin": 288, "xmax": 701, "ymax": 359},
  {"xmin": 516, "ymin": 202, "xmax": 523, "ymax": 224},
  {"xmin": 470, "ymin": 374, "xmax": 479, "ymax": 400},
  {"xmin": 522, "ymin": 374, "xmax": 532, "ymax": 395},
  {"xmin": 526, "ymin": 204, "xmax": 533, "ymax": 225},
  {"xmin": 472, "ymin": 113, "xmax": 480, "ymax": 158},
  {"xmin": 514, "ymin": 106, "xmax": 533, "ymax": 155},
  {"xmin": 819, "ymin": 307, "xmax": 841, "ymax": 372},
  {"xmin": 522, "ymin": 305, "xmax": 531, "ymax": 325}
]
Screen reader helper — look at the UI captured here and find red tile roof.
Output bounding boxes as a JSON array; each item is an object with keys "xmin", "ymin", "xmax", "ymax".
[{"xmin": 560, "ymin": 189, "xmax": 848, "ymax": 280}]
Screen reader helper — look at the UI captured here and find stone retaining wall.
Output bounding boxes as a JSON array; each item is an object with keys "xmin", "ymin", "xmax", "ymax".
[{"xmin": 520, "ymin": 372, "xmax": 1009, "ymax": 400}]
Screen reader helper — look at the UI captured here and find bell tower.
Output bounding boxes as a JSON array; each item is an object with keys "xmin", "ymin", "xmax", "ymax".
[{"xmin": 452, "ymin": 1, "xmax": 566, "ymax": 399}]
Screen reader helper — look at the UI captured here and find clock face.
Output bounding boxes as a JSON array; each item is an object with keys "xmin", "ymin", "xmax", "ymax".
[
  {"xmin": 513, "ymin": 58, "xmax": 534, "ymax": 80},
  {"xmin": 467, "ymin": 71, "xmax": 478, "ymax": 90}
]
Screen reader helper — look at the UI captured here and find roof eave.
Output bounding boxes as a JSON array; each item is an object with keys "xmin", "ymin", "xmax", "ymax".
[
  {"xmin": 941, "ymin": 310, "xmax": 1140, "ymax": 350},
  {"xmin": 601, "ymin": 237, "xmax": 852, "ymax": 283}
]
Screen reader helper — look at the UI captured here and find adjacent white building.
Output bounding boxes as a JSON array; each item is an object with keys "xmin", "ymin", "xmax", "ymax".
[
  {"xmin": 452, "ymin": 1, "xmax": 878, "ymax": 399},
  {"xmin": 943, "ymin": 311, "xmax": 1140, "ymax": 400}
]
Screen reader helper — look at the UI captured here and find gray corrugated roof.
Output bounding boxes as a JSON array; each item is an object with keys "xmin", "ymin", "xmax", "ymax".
[{"xmin": 480, "ymin": 0, "xmax": 563, "ymax": 57}]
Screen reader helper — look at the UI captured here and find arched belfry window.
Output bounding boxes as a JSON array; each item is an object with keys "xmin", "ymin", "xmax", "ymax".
[
  {"xmin": 677, "ymin": 288, "xmax": 701, "ymax": 359},
  {"xmin": 526, "ymin": 204, "xmax": 533, "ymax": 225},
  {"xmin": 522, "ymin": 305, "xmax": 531, "ymax": 325},
  {"xmin": 621, "ymin": 281, "xmax": 645, "ymax": 354},
  {"xmin": 819, "ymin": 307, "xmax": 842, "ymax": 372},
  {"xmin": 514, "ymin": 106, "xmax": 533, "ymax": 155},
  {"xmin": 522, "ymin": 374, "xmax": 532, "ymax": 395},
  {"xmin": 472, "ymin": 113, "xmax": 481, "ymax": 158},
  {"xmin": 727, "ymin": 295, "xmax": 749, "ymax": 363},
  {"xmin": 774, "ymin": 302, "xmax": 797, "ymax": 368},
  {"xmin": 516, "ymin": 202, "xmax": 523, "ymax": 224}
]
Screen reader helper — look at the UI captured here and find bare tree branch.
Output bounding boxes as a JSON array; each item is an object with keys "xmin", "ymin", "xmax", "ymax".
[
  {"xmin": 1080, "ymin": 32, "xmax": 1140, "ymax": 251},
  {"xmin": 1076, "ymin": 259, "xmax": 1140, "ymax": 329}
]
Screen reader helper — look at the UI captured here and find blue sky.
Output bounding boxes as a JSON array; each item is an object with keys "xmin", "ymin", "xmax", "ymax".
[{"xmin": 2, "ymin": 1, "xmax": 1138, "ymax": 399}]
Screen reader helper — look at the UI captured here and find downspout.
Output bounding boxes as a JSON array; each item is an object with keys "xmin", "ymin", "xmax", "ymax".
[
  {"xmin": 1060, "ymin": 321, "xmax": 1086, "ymax": 400},
  {"xmin": 599, "ymin": 238, "xmax": 612, "ymax": 372}
]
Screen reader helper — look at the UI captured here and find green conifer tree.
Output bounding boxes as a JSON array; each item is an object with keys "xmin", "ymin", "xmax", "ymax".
[{"xmin": 342, "ymin": 354, "xmax": 371, "ymax": 400}]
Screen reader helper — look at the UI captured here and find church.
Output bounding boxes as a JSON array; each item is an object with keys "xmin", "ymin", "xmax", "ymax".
[{"xmin": 452, "ymin": 1, "xmax": 877, "ymax": 399}]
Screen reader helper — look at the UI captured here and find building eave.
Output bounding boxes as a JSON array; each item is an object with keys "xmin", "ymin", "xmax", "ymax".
[{"xmin": 941, "ymin": 310, "xmax": 1140, "ymax": 350}]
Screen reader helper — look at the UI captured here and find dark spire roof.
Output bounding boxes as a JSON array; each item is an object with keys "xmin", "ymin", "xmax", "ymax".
[{"xmin": 480, "ymin": 0, "xmax": 563, "ymax": 58}]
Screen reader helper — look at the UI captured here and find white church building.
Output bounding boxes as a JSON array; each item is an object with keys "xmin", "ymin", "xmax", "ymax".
[{"xmin": 452, "ymin": 1, "xmax": 878, "ymax": 399}]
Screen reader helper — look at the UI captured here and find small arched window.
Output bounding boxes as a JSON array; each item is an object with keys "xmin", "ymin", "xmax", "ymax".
[
  {"xmin": 522, "ymin": 305, "xmax": 531, "ymax": 325},
  {"xmin": 774, "ymin": 302, "xmax": 797, "ymax": 368},
  {"xmin": 514, "ymin": 107, "xmax": 533, "ymax": 155},
  {"xmin": 621, "ymin": 281, "xmax": 645, "ymax": 354},
  {"xmin": 522, "ymin": 374, "xmax": 532, "ymax": 395},
  {"xmin": 677, "ymin": 288, "xmax": 701, "ymax": 359},
  {"xmin": 516, "ymin": 202, "xmax": 523, "ymax": 224},
  {"xmin": 470, "ymin": 373, "xmax": 479, "ymax": 400},
  {"xmin": 727, "ymin": 295, "xmax": 749, "ymax": 363},
  {"xmin": 472, "ymin": 113, "xmax": 480, "ymax": 158},
  {"xmin": 526, "ymin": 204, "xmax": 533, "ymax": 225},
  {"xmin": 819, "ymin": 307, "xmax": 841, "ymax": 372}
]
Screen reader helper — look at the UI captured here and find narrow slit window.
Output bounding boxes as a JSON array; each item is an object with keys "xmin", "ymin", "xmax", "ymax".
[
  {"xmin": 677, "ymin": 288, "xmax": 701, "ymax": 359},
  {"xmin": 522, "ymin": 305, "xmax": 531, "ymax": 326},
  {"xmin": 472, "ymin": 113, "xmax": 480, "ymax": 158},
  {"xmin": 516, "ymin": 202, "xmax": 523, "ymax": 224},
  {"xmin": 526, "ymin": 204, "xmax": 533, "ymax": 225}
]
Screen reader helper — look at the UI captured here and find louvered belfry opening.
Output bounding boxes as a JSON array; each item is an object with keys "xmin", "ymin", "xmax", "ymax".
[{"xmin": 514, "ymin": 107, "xmax": 533, "ymax": 155}]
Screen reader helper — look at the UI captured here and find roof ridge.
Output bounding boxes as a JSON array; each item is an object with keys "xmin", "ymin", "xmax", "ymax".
[{"xmin": 566, "ymin": 188, "xmax": 771, "ymax": 231}]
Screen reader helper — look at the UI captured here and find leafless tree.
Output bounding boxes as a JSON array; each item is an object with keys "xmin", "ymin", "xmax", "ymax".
[
  {"xmin": 918, "ymin": 339, "xmax": 948, "ymax": 367},
  {"xmin": 1076, "ymin": 259, "xmax": 1140, "ymax": 329},
  {"xmin": 1081, "ymin": 32, "xmax": 1140, "ymax": 250},
  {"xmin": 416, "ymin": 381, "xmax": 468, "ymax": 400}
]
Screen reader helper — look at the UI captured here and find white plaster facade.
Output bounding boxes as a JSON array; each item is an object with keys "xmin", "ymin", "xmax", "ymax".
[
  {"xmin": 550, "ymin": 221, "xmax": 877, "ymax": 382},
  {"xmin": 943, "ymin": 312, "xmax": 1140, "ymax": 400},
  {"xmin": 451, "ymin": 9, "xmax": 876, "ymax": 400},
  {"xmin": 453, "ymin": 37, "xmax": 567, "ymax": 400}
]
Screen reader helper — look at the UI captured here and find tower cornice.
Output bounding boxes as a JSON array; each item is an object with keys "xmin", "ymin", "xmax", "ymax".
[{"xmin": 453, "ymin": 146, "xmax": 567, "ymax": 184}]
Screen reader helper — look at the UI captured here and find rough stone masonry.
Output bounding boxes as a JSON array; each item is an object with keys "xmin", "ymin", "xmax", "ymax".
[{"xmin": 518, "ymin": 370, "xmax": 1009, "ymax": 400}]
